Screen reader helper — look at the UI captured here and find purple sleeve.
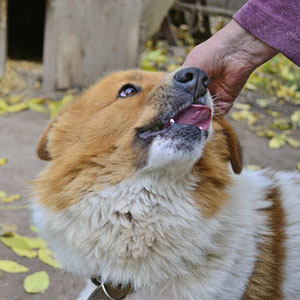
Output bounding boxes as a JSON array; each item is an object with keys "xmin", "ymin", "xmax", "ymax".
[{"xmin": 233, "ymin": 0, "xmax": 300, "ymax": 66}]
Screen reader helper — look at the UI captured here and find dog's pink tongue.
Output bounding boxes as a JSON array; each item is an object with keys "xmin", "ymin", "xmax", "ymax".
[{"xmin": 174, "ymin": 105, "xmax": 211, "ymax": 130}]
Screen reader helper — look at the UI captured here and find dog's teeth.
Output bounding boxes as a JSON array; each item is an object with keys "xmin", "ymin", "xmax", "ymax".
[
  {"xmin": 170, "ymin": 119, "xmax": 175, "ymax": 124},
  {"xmin": 199, "ymin": 126, "xmax": 203, "ymax": 130}
]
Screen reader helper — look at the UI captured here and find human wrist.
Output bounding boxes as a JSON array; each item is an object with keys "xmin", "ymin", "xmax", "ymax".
[{"xmin": 217, "ymin": 20, "xmax": 278, "ymax": 71}]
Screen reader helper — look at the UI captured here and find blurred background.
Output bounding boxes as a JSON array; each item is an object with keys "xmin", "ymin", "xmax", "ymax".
[{"xmin": 0, "ymin": 0, "xmax": 299, "ymax": 299}]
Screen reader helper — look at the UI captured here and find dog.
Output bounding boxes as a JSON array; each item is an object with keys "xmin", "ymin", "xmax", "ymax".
[{"xmin": 31, "ymin": 67, "xmax": 300, "ymax": 300}]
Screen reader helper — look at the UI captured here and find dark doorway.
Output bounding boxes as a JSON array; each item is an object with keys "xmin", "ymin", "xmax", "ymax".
[{"xmin": 7, "ymin": 0, "xmax": 46, "ymax": 61}]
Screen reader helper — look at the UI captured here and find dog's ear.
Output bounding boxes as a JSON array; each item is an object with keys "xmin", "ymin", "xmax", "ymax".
[
  {"xmin": 215, "ymin": 117, "xmax": 243, "ymax": 174},
  {"xmin": 36, "ymin": 118, "xmax": 57, "ymax": 161}
]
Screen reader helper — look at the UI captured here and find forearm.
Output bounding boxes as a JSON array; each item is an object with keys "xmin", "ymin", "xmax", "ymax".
[{"xmin": 234, "ymin": 0, "xmax": 300, "ymax": 66}]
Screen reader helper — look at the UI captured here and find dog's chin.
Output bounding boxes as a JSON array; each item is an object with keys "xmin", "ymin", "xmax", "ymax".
[{"xmin": 144, "ymin": 124, "xmax": 213, "ymax": 173}]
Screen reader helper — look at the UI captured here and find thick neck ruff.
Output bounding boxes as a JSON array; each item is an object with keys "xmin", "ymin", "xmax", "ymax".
[{"xmin": 32, "ymin": 170, "xmax": 273, "ymax": 299}]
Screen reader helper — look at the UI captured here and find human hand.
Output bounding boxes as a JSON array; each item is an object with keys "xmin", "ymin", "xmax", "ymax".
[{"xmin": 183, "ymin": 20, "xmax": 278, "ymax": 115}]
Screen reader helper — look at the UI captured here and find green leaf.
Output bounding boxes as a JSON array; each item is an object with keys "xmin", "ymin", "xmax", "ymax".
[
  {"xmin": 291, "ymin": 110, "xmax": 300, "ymax": 123},
  {"xmin": 24, "ymin": 271, "xmax": 50, "ymax": 294},
  {"xmin": 0, "ymin": 260, "xmax": 29, "ymax": 273}
]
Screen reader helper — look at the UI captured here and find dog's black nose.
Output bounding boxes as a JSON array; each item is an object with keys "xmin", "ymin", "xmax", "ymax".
[{"xmin": 173, "ymin": 67, "xmax": 209, "ymax": 98}]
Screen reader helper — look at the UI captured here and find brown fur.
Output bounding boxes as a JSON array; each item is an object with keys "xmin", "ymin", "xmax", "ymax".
[
  {"xmin": 243, "ymin": 186, "xmax": 285, "ymax": 300},
  {"xmin": 34, "ymin": 69, "xmax": 288, "ymax": 299}
]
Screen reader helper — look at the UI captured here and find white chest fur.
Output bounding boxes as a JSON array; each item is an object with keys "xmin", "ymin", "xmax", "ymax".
[{"xmin": 32, "ymin": 170, "xmax": 274, "ymax": 300}]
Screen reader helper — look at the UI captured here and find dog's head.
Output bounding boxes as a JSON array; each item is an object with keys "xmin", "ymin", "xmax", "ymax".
[{"xmin": 35, "ymin": 67, "xmax": 242, "ymax": 211}]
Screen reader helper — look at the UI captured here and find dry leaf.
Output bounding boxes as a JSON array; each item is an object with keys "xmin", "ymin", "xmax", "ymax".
[
  {"xmin": 0, "ymin": 260, "xmax": 29, "ymax": 273},
  {"xmin": 1, "ymin": 235, "xmax": 32, "ymax": 250},
  {"xmin": 1, "ymin": 194, "xmax": 21, "ymax": 203},
  {"xmin": 12, "ymin": 248, "xmax": 38, "ymax": 258},
  {"xmin": 0, "ymin": 223, "xmax": 17, "ymax": 236},
  {"xmin": 29, "ymin": 225, "xmax": 38, "ymax": 233},
  {"xmin": 233, "ymin": 103, "xmax": 251, "ymax": 110},
  {"xmin": 0, "ymin": 190, "xmax": 7, "ymax": 198},
  {"xmin": 24, "ymin": 271, "xmax": 49, "ymax": 294},
  {"xmin": 38, "ymin": 248, "xmax": 62, "ymax": 269},
  {"xmin": 0, "ymin": 158, "xmax": 7, "ymax": 166},
  {"xmin": 246, "ymin": 164, "xmax": 261, "ymax": 171},
  {"xmin": 285, "ymin": 137, "xmax": 300, "ymax": 147},
  {"xmin": 269, "ymin": 135, "xmax": 286, "ymax": 149}
]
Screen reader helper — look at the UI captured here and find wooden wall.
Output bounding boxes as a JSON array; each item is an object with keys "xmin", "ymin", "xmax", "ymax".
[
  {"xmin": 43, "ymin": 0, "xmax": 142, "ymax": 90},
  {"xmin": 0, "ymin": 0, "xmax": 7, "ymax": 77}
]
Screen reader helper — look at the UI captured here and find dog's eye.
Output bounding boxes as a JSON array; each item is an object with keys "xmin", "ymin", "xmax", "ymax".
[{"xmin": 118, "ymin": 84, "xmax": 140, "ymax": 98}]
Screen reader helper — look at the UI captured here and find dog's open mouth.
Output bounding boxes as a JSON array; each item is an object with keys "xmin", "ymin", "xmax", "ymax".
[{"xmin": 138, "ymin": 104, "xmax": 212, "ymax": 140}]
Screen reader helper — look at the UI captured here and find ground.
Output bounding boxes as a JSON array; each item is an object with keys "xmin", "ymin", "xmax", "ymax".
[{"xmin": 0, "ymin": 59, "xmax": 299, "ymax": 300}]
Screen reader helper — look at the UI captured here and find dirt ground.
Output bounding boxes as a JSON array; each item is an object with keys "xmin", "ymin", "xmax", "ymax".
[{"xmin": 0, "ymin": 88, "xmax": 299, "ymax": 300}]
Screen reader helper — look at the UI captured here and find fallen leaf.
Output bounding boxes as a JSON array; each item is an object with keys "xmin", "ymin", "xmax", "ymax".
[
  {"xmin": 38, "ymin": 248, "xmax": 62, "ymax": 269},
  {"xmin": 256, "ymin": 98, "xmax": 271, "ymax": 108},
  {"xmin": 1, "ymin": 194, "xmax": 21, "ymax": 203},
  {"xmin": 246, "ymin": 164, "xmax": 261, "ymax": 171},
  {"xmin": 291, "ymin": 110, "xmax": 300, "ymax": 123},
  {"xmin": 233, "ymin": 103, "xmax": 251, "ymax": 110},
  {"xmin": 28, "ymin": 102, "xmax": 46, "ymax": 113},
  {"xmin": 285, "ymin": 137, "xmax": 300, "ymax": 147},
  {"xmin": 230, "ymin": 111, "xmax": 260, "ymax": 125},
  {"xmin": 0, "ymin": 260, "xmax": 29, "ymax": 273},
  {"xmin": 22, "ymin": 236, "xmax": 47, "ymax": 249},
  {"xmin": 12, "ymin": 248, "xmax": 38, "ymax": 258},
  {"xmin": 269, "ymin": 135, "xmax": 286, "ymax": 149},
  {"xmin": 0, "ymin": 158, "xmax": 7, "ymax": 166},
  {"xmin": 298, "ymin": 163, "xmax": 300, "ymax": 171},
  {"xmin": 6, "ymin": 102, "xmax": 28, "ymax": 113},
  {"xmin": 8, "ymin": 96, "xmax": 22, "ymax": 104},
  {"xmin": 29, "ymin": 225, "xmax": 38, "ymax": 233},
  {"xmin": 1, "ymin": 235, "xmax": 32, "ymax": 250},
  {"xmin": 0, "ymin": 223, "xmax": 17, "ymax": 236},
  {"xmin": 0, "ymin": 190, "xmax": 7, "ymax": 198},
  {"xmin": 24, "ymin": 271, "xmax": 49, "ymax": 294},
  {"xmin": 0, "ymin": 205, "xmax": 26, "ymax": 210},
  {"xmin": 267, "ymin": 109, "xmax": 280, "ymax": 117}
]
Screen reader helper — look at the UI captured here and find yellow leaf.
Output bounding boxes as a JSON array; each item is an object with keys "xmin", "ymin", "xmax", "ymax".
[
  {"xmin": 269, "ymin": 135, "xmax": 286, "ymax": 149},
  {"xmin": 0, "ymin": 190, "xmax": 7, "ymax": 198},
  {"xmin": 6, "ymin": 102, "xmax": 28, "ymax": 113},
  {"xmin": 267, "ymin": 109, "xmax": 280, "ymax": 117},
  {"xmin": 0, "ymin": 157, "xmax": 7, "ymax": 166},
  {"xmin": 246, "ymin": 164, "xmax": 261, "ymax": 171},
  {"xmin": 9, "ymin": 96, "xmax": 22, "ymax": 104},
  {"xmin": 0, "ymin": 260, "xmax": 29, "ymax": 273},
  {"xmin": 12, "ymin": 248, "xmax": 37, "ymax": 258},
  {"xmin": 0, "ymin": 99, "xmax": 8, "ymax": 110},
  {"xmin": 291, "ymin": 110, "xmax": 300, "ymax": 123},
  {"xmin": 298, "ymin": 163, "xmax": 300, "ymax": 171},
  {"xmin": 22, "ymin": 236, "xmax": 47, "ymax": 249},
  {"xmin": 245, "ymin": 82, "xmax": 257, "ymax": 91},
  {"xmin": 27, "ymin": 98, "xmax": 44, "ymax": 105},
  {"xmin": 286, "ymin": 137, "xmax": 300, "ymax": 147},
  {"xmin": 230, "ymin": 111, "xmax": 259, "ymax": 125},
  {"xmin": 256, "ymin": 98, "xmax": 271, "ymax": 108},
  {"xmin": 28, "ymin": 102, "xmax": 46, "ymax": 113},
  {"xmin": 1, "ymin": 235, "xmax": 32, "ymax": 250},
  {"xmin": 29, "ymin": 225, "xmax": 39, "ymax": 233},
  {"xmin": 24, "ymin": 271, "xmax": 49, "ymax": 294},
  {"xmin": 233, "ymin": 103, "xmax": 251, "ymax": 110},
  {"xmin": 38, "ymin": 248, "xmax": 62, "ymax": 269},
  {"xmin": 1, "ymin": 194, "xmax": 21, "ymax": 203}
]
